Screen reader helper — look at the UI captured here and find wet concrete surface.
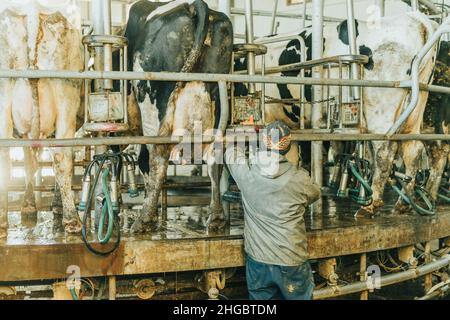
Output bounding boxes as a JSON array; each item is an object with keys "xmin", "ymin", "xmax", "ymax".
[{"xmin": 2, "ymin": 189, "xmax": 449, "ymax": 247}]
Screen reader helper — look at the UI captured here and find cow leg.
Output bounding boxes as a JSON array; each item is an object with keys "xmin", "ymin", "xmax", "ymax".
[
  {"xmin": 425, "ymin": 141, "xmax": 449, "ymax": 201},
  {"xmin": 0, "ymin": 147, "xmax": 9, "ymax": 239},
  {"xmin": 51, "ymin": 183, "xmax": 64, "ymax": 232},
  {"xmin": 205, "ymin": 145, "xmax": 225, "ymax": 231},
  {"xmin": 394, "ymin": 140, "xmax": 425, "ymax": 213},
  {"xmin": 359, "ymin": 141, "xmax": 398, "ymax": 216},
  {"xmin": 131, "ymin": 145, "xmax": 170, "ymax": 234},
  {"xmin": 21, "ymin": 147, "xmax": 38, "ymax": 215},
  {"xmin": 52, "ymin": 80, "xmax": 81, "ymax": 234}
]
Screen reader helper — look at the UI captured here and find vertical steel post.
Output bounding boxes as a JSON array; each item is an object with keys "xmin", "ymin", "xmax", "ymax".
[
  {"xmin": 411, "ymin": 0, "xmax": 419, "ymax": 11},
  {"xmin": 302, "ymin": 0, "xmax": 307, "ymax": 29},
  {"xmin": 270, "ymin": 0, "xmax": 279, "ymax": 35},
  {"xmin": 109, "ymin": 276, "xmax": 117, "ymax": 300},
  {"xmin": 346, "ymin": 0, "xmax": 360, "ymax": 100},
  {"xmin": 245, "ymin": 0, "xmax": 256, "ymax": 94},
  {"xmin": 311, "ymin": 0, "xmax": 324, "ymax": 213},
  {"xmin": 424, "ymin": 242, "xmax": 433, "ymax": 293},
  {"xmin": 360, "ymin": 253, "xmax": 369, "ymax": 300},
  {"xmin": 102, "ymin": 0, "xmax": 113, "ymax": 90},
  {"xmin": 376, "ymin": 0, "xmax": 385, "ymax": 16},
  {"xmin": 92, "ymin": 0, "xmax": 105, "ymax": 91}
]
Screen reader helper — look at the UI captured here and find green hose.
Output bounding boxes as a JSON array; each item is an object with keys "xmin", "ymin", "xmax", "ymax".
[
  {"xmin": 70, "ymin": 287, "xmax": 79, "ymax": 300},
  {"xmin": 348, "ymin": 161, "xmax": 373, "ymax": 206},
  {"xmin": 97, "ymin": 168, "xmax": 115, "ymax": 245}
]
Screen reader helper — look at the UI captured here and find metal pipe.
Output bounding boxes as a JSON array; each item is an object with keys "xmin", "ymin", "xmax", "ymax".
[
  {"xmin": 0, "ymin": 69, "xmax": 449, "ymax": 94},
  {"xmin": 377, "ymin": 0, "xmax": 385, "ymax": 17},
  {"xmin": 346, "ymin": 0, "xmax": 361, "ymax": 100},
  {"xmin": 270, "ymin": 0, "xmax": 279, "ymax": 35},
  {"xmin": 244, "ymin": 0, "xmax": 256, "ymax": 94},
  {"xmin": 0, "ymin": 134, "xmax": 449, "ymax": 148},
  {"xmin": 230, "ymin": 8, "xmax": 343, "ymax": 23},
  {"xmin": 218, "ymin": 81, "xmax": 230, "ymax": 134},
  {"xmin": 387, "ymin": 20, "xmax": 450, "ymax": 135},
  {"xmin": 102, "ymin": 0, "xmax": 113, "ymax": 90},
  {"xmin": 313, "ymin": 254, "xmax": 450, "ymax": 300},
  {"xmin": 302, "ymin": 0, "xmax": 307, "ymax": 28},
  {"xmin": 91, "ymin": 0, "xmax": 105, "ymax": 91},
  {"xmin": 411, "ymin": 0, "xmax": 419, "ymax": 11},
  {"xmin": 311, "ymin": 0, "xmax": 324, "ymax": 213}
]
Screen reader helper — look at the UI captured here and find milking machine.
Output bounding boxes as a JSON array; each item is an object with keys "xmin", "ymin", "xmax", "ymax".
[
  {"xmin": 320, "ymin": 55, "xmax": 375, "ymax": 207},
  {"xmin": 79, "ymin": 0, "xmax": 137, "ymax": 255},
  {"xmin": 328, "ymin": 143, "xmax": 373, "ymax": 206},
  {"xmin": 390, "ymin": 167, "xmax": 436, "ymax": 216}
]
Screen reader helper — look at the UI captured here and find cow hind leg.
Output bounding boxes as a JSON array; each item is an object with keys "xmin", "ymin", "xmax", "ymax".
[
  {"xmin": 53, "ymin": 80, "xmax": 82, "ymax": 234},
  {"xmin": 425, "ymin": 141, "xmax": 449, "ymax": 201},
  {"xmin": 394, "ymin": 140, "xmax": 425, "ymax": 214},
  {"xmin": 21, "ymin": 147, "xmax": 38, "ymax": 219},
  {"xmin": 204, "ymin": 145, "xmax": 225, "ymax": 232},
  {"xmin": 131, "ymin": 145, "xmax": 170, "ymax": 234},
  {"xmin": 0, "ymin": 148, "xmax": 9, "ymax": 239},
  {"xmin": 358, "ymin": 141, "xmax": 398, "ymax": 216}
]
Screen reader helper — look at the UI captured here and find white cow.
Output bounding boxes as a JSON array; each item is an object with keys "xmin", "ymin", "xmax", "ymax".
[
  {"xmin": 257, "ymin": 11, "xmax": 437, "ymax": 215},
  {"xmin": 0, "ymin": 0, "xmax": 83, "ymax": 238}
]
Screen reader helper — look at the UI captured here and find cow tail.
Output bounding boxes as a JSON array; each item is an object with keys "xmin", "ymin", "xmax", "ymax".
[
  {"xmin": 181, "ymin": 0, "xmax": 209, "ymax": 73},
  {"xmin": 161, "ymin": 0, "xmax": 210, "ymax": 136}
]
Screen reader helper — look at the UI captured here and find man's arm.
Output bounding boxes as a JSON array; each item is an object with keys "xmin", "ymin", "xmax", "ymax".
[
  {"xmin": 297, "ymin": 169, "xmax": 321, "ymax": 206},
  {"xmin": 224, "ymin": 145, "xmax": 251, "ymax": 186}
]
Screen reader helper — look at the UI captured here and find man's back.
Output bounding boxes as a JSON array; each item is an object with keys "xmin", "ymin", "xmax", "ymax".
[{"xmin": 225, "ymin": 148, "xmax": 321, "ymax": 266}]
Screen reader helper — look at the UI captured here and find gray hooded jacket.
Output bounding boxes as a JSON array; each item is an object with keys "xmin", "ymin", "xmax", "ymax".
[{"xmin": 225, "ymin": 147, "xmax": 321, "ymax": 266}]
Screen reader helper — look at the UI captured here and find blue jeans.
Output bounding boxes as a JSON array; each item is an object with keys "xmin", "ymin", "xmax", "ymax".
[{"xmin": 246, "ymin": 256, "xmax": 315, "ymax": 300}]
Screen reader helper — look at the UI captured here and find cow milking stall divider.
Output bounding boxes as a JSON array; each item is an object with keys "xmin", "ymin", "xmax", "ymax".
[{"xmin": 0, "ymin": 0, "xmax": 449, "ymax": 300}]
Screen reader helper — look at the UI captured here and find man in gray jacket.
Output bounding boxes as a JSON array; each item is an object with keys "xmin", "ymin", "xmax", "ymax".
[{"xmin": 224, "ymin": 120, "xmax": 321, "ymax": 300}]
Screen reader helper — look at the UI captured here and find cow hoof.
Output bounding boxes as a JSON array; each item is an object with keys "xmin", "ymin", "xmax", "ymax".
[
  {"xmin": 355, "ymin": 207, "xmax": 377, "ymax": 219},
  {"xmin": 372, "ymin": 199, "xmax": 384, "ymax": 210},
  {"xmin": 63, "ymin": 218, "xmax": 82, "ymax": 235},
  {"xmin": 52, "ymin": 215, "xmax": 64, "ymax": 233},
  {"xmin": 206, "ymin": 215, "xmax": 226, "ymax": 233},
  {"xmin": 130, "ymin": 216, "xmax": 158, "ymax": 234},
  {"xmin": 21, "ymin": 206, "xmax": 38, "ymax": 215},
  {"xmin": 393, "ymin": 202, "xmax": 411, "ymax": 214},
  {"xmin": 0, "ymin": 227, "xmax": 6, "ymax": 240}
]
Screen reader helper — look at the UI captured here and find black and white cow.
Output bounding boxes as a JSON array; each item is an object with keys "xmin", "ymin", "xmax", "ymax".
[
  {"xmin": 121, "ymin": 0, "xmax": 233, "ymax": 233},
  {"xmin": 242, "ymin": 11, "xmax": 438, "ymax": 215}
]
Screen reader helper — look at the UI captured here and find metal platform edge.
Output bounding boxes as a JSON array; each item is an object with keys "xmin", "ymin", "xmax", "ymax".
[{"xmin": 1, "ymin": 210, "xmax": 449, "ymax": 282}]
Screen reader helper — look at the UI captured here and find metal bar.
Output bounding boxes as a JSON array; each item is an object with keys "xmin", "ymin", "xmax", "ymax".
[
  {"xmin": 245, "ymin": 0, "xmax": 256, "ymax": 94},
  {"xmin": 424, "ymin": 242, "xmax": 433, "ymax": 293},
  {"xmin": 360, "ymin": 253, "xmax": 369, "ymax": 300},
  {"xmin": 102, "ymin": 0, "xmax": 113, "ymax": 90},
  {"xmin": 314, "ymin": 254, "xmax": 450, "ymax": 300},
  {"xmin": 230, "ymin": 8, "xmax": 343, "ymax": 23},
  {"xmin": 311, "ymin": 0, "xmax": 324, "ymax": 214},
  {"xmin": 0, "ymin": 69, "xmax": 449, "ymax": 95},
  {"xmin": 411, "ymin": 0, "xmax": 419, "ymax": 11},
  {"xmin": 0, "ymin": 133, "xmax": 448, "ymax": 149},
  {"xmin": 234, "ymin": 54, "xmax": 368, "ymax": 74},
  {"xmin": 346, "ymin": 0, "xmax": 361, "ymax": 100},
  {"xmin": 270, "ymin": 0, "xmax": 279, "ymax": 35},
  {"xmin": 377, "ymin": 0, "xmax": 385, "ymax": 17}
]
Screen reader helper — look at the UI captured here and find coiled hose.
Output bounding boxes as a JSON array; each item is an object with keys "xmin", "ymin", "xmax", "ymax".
[
  {"xmin": 391, "ymin": 170, "xmax": 436, "ymax": 216},
  {"xmin": 81, "ymin": 153, "xmax": 121, "ymax": 256}
]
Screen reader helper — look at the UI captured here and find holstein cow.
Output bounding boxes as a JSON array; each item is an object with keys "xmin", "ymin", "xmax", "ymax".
[
  {"xmin": 121, "ymin": 0, "xmax": 233, "ymax": 233},
  {"xmin": 0, "ymin": 0, "xmax": 83, "ymax": 238},
  {"xmin": 248, "ymin": 11, "xmax": 437, "ymax": 215}
]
